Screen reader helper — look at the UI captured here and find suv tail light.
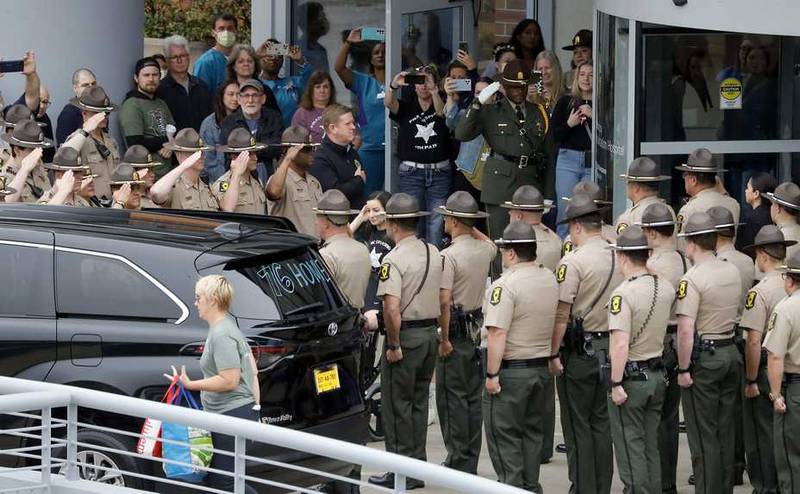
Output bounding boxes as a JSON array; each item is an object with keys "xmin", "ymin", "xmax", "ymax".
[{"xmin": 180, "ymin": 338, "xmax": 294, "ymax": 370}]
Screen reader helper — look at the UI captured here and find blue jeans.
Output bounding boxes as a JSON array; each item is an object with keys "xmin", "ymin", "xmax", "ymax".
[
  {"xmin": 555, "ymin": 148, "xmax": 591, "ymax": 238},
  {"xmin": 360, "ymin": 149, "xmax": 386, "ymax": 196},
  {"xmin": 397, "ymin": 162, "xmax": 452, "ymax": 248}
]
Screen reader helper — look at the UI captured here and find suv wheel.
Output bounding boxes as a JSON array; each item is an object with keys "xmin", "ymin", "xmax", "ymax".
[
  {"xmin": 57, "ymin": 430, "xmax": 150, "ymax": 489},
  {"xmin": 365, "ymin": 387, "xmax": 384, "ymax": 442}
]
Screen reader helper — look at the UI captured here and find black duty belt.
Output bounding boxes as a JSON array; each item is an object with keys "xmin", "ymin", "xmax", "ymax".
[
  {"xmin": 699, "ymin": 337, "xmax": 735, "ymax": 351},
  {"xmin": 784, "ymin": 373, "xmax": 800, "ymax": 384},
  {"xmin": 627, "ymin": 357, "xmax": 664, "ymax": 372},
  {"xmin": 501, "ymin": 357, "xmax": 549, "ymax": 369},
  {"xmin": 666, "ymin": 325, "xmax": 678, "ymax": 334},
  {"xmin": 402, "ymin": 319, "xmax": 437, "ymax": 329},
  {"xmin": 491, "ymin": 151, "xmax": 531, "ymax": 169},
  {"xmin": 586, "ymin": 331, "xmax": 609, "ymax": 339}
]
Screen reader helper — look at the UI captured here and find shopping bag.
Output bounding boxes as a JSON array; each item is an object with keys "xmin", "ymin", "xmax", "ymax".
[
  {"xmin": 162, "ymin": 382, "xmax": 214, "ymax": 482},
  {"xmin": 136, "ymin": 380, "xmax": 179, "ymax": 458}
]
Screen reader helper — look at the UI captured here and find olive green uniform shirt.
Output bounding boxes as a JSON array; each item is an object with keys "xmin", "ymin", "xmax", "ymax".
[
  {"xmin": 319, "ymin": 233, "xmax": 372, "ymax": 309},
  {"xmin": 376, "ymin": 235, "xmax": 442, "ymax": 321}
]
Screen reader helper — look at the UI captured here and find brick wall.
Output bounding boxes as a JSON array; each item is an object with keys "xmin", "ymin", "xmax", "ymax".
[{"xmin": 494, "ymin": 0, "xmax": 528, "ymax": 42}]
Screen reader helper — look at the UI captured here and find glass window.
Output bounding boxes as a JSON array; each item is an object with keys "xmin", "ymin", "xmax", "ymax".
[
  {"xmin": 0, "ymin": 244, "xmax": 54, "ymax": 317},
  {"xmin": 56, "ymin": 251, "xmax": 180, "ymax": 320},
  {"xmin": 400, "ymin": 8, "xmax": 461, "ymax": 74}
]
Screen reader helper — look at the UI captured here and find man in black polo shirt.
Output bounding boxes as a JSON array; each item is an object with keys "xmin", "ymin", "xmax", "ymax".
[
  {"xmin": 156, "ymin": 35, "xmax": 213, "ymax": 132},
  {"xmin": 310, "ymin": 103, "xmax": 366, "ymax": 208}
]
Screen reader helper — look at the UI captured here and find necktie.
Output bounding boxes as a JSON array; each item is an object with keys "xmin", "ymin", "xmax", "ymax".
[{"xmin": 515, "ymin": 104, "xmax": 525, "ymax": 125}]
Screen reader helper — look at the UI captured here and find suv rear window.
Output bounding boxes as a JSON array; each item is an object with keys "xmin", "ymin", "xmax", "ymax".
[{"xmin": 226, "ymin": 250, "xmax": 343, "ymax": 319}]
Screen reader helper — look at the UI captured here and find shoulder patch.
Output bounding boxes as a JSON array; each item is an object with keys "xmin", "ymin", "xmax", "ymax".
[
  {"xmin": 490, "ymin": 286, "xmax": 502, "ymax": 305},
  {"xmin": 744, "ymin": 291, "xmax": 757, "ymax": 310},
  {"xmin": 562, "ymin": 241, "xmax": 573, "ymax": 256},
  {"xmin": 610, "ymin": 295, "xmax": 622, "ymax": 314},
  {"xmin": 677, "ymin": 279, "xmax": 688, "ymax": 299},
  {"xmin": 556, "ymin": 264, "xmax": 567, "ymax": 283},
  {"xmin": 219, "ymin": 181, "xmax": 229, "ymax": 192},
  {"xmin": 616, "ymin": 223, "xmax": 628, "ymax": 235},
  {"xmin": 379, "ymin": 263, "xmax": 391, "ymax": 281},
  {"xmin": 768, "ymin": 312, "xmax": 777, "ymax": 331}
]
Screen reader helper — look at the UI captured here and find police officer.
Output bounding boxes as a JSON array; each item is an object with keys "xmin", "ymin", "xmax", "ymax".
[
  {"xmin": 120, "ymin": 145, "xmax": 163, "ymax": 210},
  {"xmin": 763, "ymin": 250, "xmax": 800, "ymax": 494},
  {"xmin": 483, "ymin": 220, "xmax": 558, "ymax": 492},
  {"xmin": 454, "ymin": 59, "xmax": 551, "ymax": 246},
  {"xmin": 501, "ymin": 185, "xmax": 561, "ymax": 271},
  {"xmin": 615, "ymin": 156, "xmax": 674, "ymax": 236},
  {"xmin": 607, "ymin": 226, "xmax": 675, "ymax": 493},
  {"xmin": 213, "ymin": 127, "xmax": 268, "ymax": 214},
  {"xmin": 765, "ymin": 181, "xmax": 800, "ymax": 259},
  {"xmin": 369, "ymin": 193, "xmax": 442, "ymax": 490},
  {"xmin": 675, "ymin": 148, "xmax": 740, "ymax": 251},
  {"xmin": 561, "ymin": 181, "xmax": 616, "ymax": 256},
  {"xmin": 635, "ymin": 202, "xmax": 688, "ymax": 494},
  {"xmin": 675, "ymin": 211, "xmax": 743, "ymax": 493},
  {"xmin": 740, "ymin": 225, "xmax": 795, "ymax": 493},
  {"xmin": 39, "ymin": 146, "xmax": 94, "ymax": 207},
  {"xmin": 434, "ymin": 191, "xmax": 495, "ymax": 475},
  {"xmin": 550, "ymin": 193, "xmax": 622, "ymax": 494},
  {"xmin": 315, "ymin": 189, "xmax": 371, "ymax": 309},
  {"xmin": 0, "ymin": 120, "xmax": 53, "ymax": 203}
]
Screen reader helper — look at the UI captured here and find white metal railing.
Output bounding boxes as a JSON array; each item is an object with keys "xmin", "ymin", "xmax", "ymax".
[{"xmin": 0, "ymin": 377, "xmax": 526, "ymax": 494}]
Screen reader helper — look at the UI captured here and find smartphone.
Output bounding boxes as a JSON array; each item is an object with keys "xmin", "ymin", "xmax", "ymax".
[
  {"xmin": 452, "ymin": 78, "xmax": 472, "ymax": 92},
  {"xmin": 361, "ymin": 27, "xmax": 385, "ymax": 42},
  {"xmin": 530, "ymin": 70, "xmax": 543, "ymax": 87},
  {"xmin": 405, "ymin": 74, "xmax": 426, "ymax": 85},
  {"xmin": 264, "ymin": 42, "xmax": 289, "ymax": 56},
  {"xmin": 0, "ymin": 60, "xmax": 24, "ymax": 73},
  {"xmin": 458, "ymin": 41, "xmax": 469, "ymax": 54}
]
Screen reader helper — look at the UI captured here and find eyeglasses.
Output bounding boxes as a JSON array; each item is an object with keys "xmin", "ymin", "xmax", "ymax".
[
  {"xmin": 169, "ymin": 54, "xmax": 189, "ymax": 61},
  {"xmin": 239, "ymin": 93, "xmax": 262, "ymax": 100}
]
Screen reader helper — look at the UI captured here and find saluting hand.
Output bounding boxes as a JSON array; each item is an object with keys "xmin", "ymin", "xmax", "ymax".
[
  {"xmin": 82, "ymin": 112, "xmax": 107, "ymax": 134},
  {"xmin": 180, "ymin": 150, "xmax": 203, "ymax": 170},
  {"xmin": 20, "ymin": 147, "xmax": 43, "ymax": 173},
  {"xmin": 229, "ymin": 150, "xmax": 250, "ymax": 177}
]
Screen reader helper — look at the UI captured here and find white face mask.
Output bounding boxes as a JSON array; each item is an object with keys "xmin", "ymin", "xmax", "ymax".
[
  {"xmin": 216, "ymin": 30, "xmax": 236, "ymax": 48},
  {"xmin": 160, "ymin": 69, "xmax": 168, "ymax": 79}
]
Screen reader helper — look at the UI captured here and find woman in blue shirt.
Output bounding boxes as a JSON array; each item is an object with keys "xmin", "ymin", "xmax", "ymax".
[
  {"xmin": 335, "ymin": 28, "xmax": 386, "ymax": 195},
  {"xmin": 257, "ymin": 40, "xmax": 314, "ymax": 128},
  {"xmin": 199, "ymin": 80, "xmax": 240, "ymax": 182}
]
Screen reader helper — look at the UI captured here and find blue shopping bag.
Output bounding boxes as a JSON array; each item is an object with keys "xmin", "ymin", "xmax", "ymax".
[{"xmin": 162, "ymin": 381, "xmax": 213, "ymax": 482}]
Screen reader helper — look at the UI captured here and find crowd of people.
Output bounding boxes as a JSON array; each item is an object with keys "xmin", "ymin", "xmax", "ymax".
[{"xmin": 2, "ymin": 10, "xmax": 800, "ymax": 494}]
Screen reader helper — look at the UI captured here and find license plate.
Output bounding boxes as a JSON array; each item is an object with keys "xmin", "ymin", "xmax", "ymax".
[{"xmin": 313, "ymin": 365, "xmax": 341, "ymax": 394}]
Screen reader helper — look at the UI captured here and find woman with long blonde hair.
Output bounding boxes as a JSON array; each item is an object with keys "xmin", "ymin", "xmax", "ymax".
[{"xmin": 528, "ymin": 49, "xmax": 565, "ymax": 116}]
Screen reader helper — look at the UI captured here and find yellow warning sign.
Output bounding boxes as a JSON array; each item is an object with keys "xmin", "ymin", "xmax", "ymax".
[{"xmin": 719, "ymin": 78, "xmax": 742, "ymax": 110}]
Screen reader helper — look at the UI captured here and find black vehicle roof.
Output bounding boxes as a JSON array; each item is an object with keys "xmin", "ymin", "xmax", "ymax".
[{"xmin": 0, "ymin": 204, "xmax": 316, "ymax": 255}]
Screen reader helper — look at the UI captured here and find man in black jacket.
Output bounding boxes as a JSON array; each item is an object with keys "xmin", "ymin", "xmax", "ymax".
[
  {"xmin": 310, "ymin": 104, "xmax": 366, "ymax": 208},
  {"xmin": 219, "ymin": 79, "xmax": 283, "ymax": 182},
  {"xmin": 156, "ymin": 35, "xmax": 213, "ymax": 132}
]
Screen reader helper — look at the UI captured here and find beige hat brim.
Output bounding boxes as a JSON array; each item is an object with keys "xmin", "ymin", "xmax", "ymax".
[
  {"xmin": 69, "ymin": 96, "xmax": 117, "ymax": 113},
  {"xmin": 385, "ymin": 211, "xmax": 431, "ymax": 219},
  {"xmin": 764, "ymin": 192, "xmax": 800, "ymax": 211},
  {"xmin": 677, "ymin": 228, "xmax": 718, "ymax": 237},
  {"xmin": 433, "ymin": 206, "xmax": 489, "ymax": 218},
  {"xmin": 619, "ymin": 173, "xmax": 671, "ymax": 182},
  {"xmin": 561, "ymin": 196, "xmax": 612, "ymax": 205},
  {"xmin": 43, "ymin": 163, "xmax": 91, "ymax": 172},
  {"xmin": 1, "ymin": 133, "xmax": 54, "ymax": 148},
  {"xmin": 110, "ymin": 179, "xmax": 146, "ymax": 186},
  {"xmin": 164, "ymin": 142, "xmax": 214, "ymax": 152},
  {"xmin": 635, "ymin": 220, "xmax": 676, "ymax": 227},
  {"xmin": 313, "ymin": 208, "xmax": 360, "ymax": 216},
  {"xmin": 742, "ymin": 239, "xmax": 798, "ymax": 254},
  {"xmin": 2, "ymin": 119, "xmax": 46, "ymax": 129},
  {"xmin": 607, "ymin": 243, "xmax": 651, "ymax": 251},
  {"xmin": 674, "ymin": 164, "xmax": 726, "ymax": 173},
  {"xmin": 217, "ymin": 143, "xmax": 269, "ymax": 153},
  {"xmin": 494, "ymin": 238, "xmax": 538, "ymax": 245},
  {"xmin": 500, "ymin": 200, "xmax": 554, "ymax": 211}
]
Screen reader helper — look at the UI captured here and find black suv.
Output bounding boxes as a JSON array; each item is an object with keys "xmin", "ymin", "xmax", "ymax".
[{"xmin": 0, "ymin": 205, "xmax": 367, "ymax": 491}]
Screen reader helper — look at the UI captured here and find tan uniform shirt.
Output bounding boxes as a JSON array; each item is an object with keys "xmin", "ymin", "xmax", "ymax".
[
  {"xmin": 440, "ymin": 234, "xmax": 496, "ymax": 311},
  {"xmin": 67, "ymin": 130, "xmax": 120, "ymax": 200},
  {"xmin": 319, "ymin": 233, "xmax": 371, "ymax": 309},
  {"xmin": 169, "ymin": 174, "xmax": 220, "ymax": 210},
  {"xmin": 532, "ymin": 223, "xmax": 561, "ymax": 272},
  {"xmin": 562, "ymin": 224, "xmax": 616, "ymax": 257},
  {"xmin": 377, "ymin": 235, "xmax": 442, "ymax": 321},
  {"xmin": 140, "ymin": 196, "xmax": 161, "ymax": 209},
  {"xmin": 647, "ymin": 246, "xmax": 690, "ymax": 323},
  {"xmin": 1, "ymin": 162, "xmax": 51, "ymax": 203},
  {"xmin": 37, "ymin": 190, "xmax": 94, "ymax": 207},
  {"xmin": 608, "ymin": 273, "xmax": 676, "ymax": 361},
  {"xmin": 740, "ymin": 271, "xmax": 785, "ymax": 335},
  {"xmin": 614, "ymin": 195, "xmax": 676, "ymax": 237},
  {"xmin": 763, "ymin": 290, "xmax": 800, "ymax": 374},
  {"xmin": 266, "ymin": 168, "xmax": 323, "ymax": 238},
  {"xmin": 483, "ymin": 262, "xmax": 559, "ymax": 360},
  {"xmin": 716, "ymin": 243, "xmax": 755, "ymax": 318},
  {"xmin": 212, "ymin": 170, "xmax": 267, "ymax": 215},
  {"xmin": 557, "ymin": 236, "xmax": 624, "ymax": 331},
  {"xmin": 777, "ymin": 221, "xmax": 800, "ymax": 260},
  {"xmin": 676, "ymin": 187, "xmax": 741, "ymax": 250},
  {"xmin": 675, "ymin": 255, "xmax": 742, "ymax": 338}
]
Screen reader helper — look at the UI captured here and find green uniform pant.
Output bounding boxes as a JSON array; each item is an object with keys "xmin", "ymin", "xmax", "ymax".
[
  {"xmin": 435, "ymin": 335, "xmax": 482, "ymax": 474},
  {"xmin": 482, "ymin": 365, "xmax": 550, "ymax": 493},
  {"xmin": 608, "ymin": 373, "xmax": 666, "ymax": 494},
  {"xmin": 775, "ymin": 380, "xmax": 800, "ymax": 493},
  {"xmin": 557, "ymin": 343, "xmax": 614, "ymax": 494},
  {"xmin": 541, "ymin": 376, "xmax": 556, "ymax": 462},
  {"xmin": 381, "ymin": 326, "xmax": 438, "ymax": 461},
  {"xmin": 681, "ymin": 344, "xmax": 741, "ymax": 494},
  {"xmin": 486, "ymin": 204, "xmax": 510, "ymax": 279},
  {"xmin": 743, "ymin": 367, "xmax": 777, "ymax": 493},
  {"xmin": 658, "ymin": 332, "xmax": 680, "ymax": 492}
]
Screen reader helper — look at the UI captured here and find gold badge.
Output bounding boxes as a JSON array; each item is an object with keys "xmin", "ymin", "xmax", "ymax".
[
  {"xmin": 147, "ymin": 153, "xmax": 153, "ymax": 162},
  {"xmin": 745, "ymin": 291, "xmax": 757, "ymax": 310},
  {"xmin": 220, "ymin": 182, "xmax": 229, "ymax": 192},
  {"xmin": 556, "ymin": 264, "xmax": 567, "ymax": 283},
  {"xmin": 250, "ymin": 136, "xmax": 256, "ymax": 146},
  {"xmin": 616, "ymin": 223, "xmax": 628, "ymax": 235},
  {"xmin": 677, "ymin": 214, "xmax": 684, "ymax": 232},
  {"xmin": 677, "ymin": 280, "xmax": 688, "ymax": 299},
  {"xmin": 490, "ymin": 286, "xmax": 502, "ymax": 305},
  {"xmin": 198, "ymin": 137, "xmax": 204, "ymax": 146},
  {"xmin": 768, "ymin": 312, "xmax": 777, "ymax": 331},
  {"xmin": 379, "ymin": 263, "xmax": 391, "ymax": 281},
  {"xmin": 610, "ymin": 295, "xmax": 622, "ymax": 315},
  {"xmin": 562, "ymin": 240, "xmax": 573, "ymax": 256}
]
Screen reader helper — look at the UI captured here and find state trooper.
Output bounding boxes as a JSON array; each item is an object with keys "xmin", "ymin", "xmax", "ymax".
[
  {"xmin": 765, "ymin": 181, "xmax": 800, "ymax": 259},
  {"xmin": 369, "ymin": 193, "xmax": 442, "ymax": 491},
  {"xmin": 0, "ymin": 176, "xmax": 16, "ymax": 203},
  {"xmin": 501, "ymin": 185, "xmax": 561, "ymax": 271},
  {"xmin": 615, "ymin": 156, "xmax": 674, "ymax": 237},
  {"xmin": 607, "ymin": 226, "xmax": 675, "ymax": 493},
  {"xmin": 434, "ymin": 191, "xmax": 496, "ymax": 475},
  {"xmin": 315, "ymin": 189, "xmax": 371, "ymax": 309},
  {"xmin": 762, "ymin": 251, "xmax": 800, "ymax": 494},
  {"xmin": 739, "ymin": 225, "xmax": 794, "ymax": 493},
  {"xmin": 483, "ymin": 220, "xmax": 558, "ymax": 492},
  {"xmin": 454, "ymin": 59, "xmax": 551, "ymax": 251},
  {"xmin": 0, "ymin": 120, "xmax": 53, "ymax": 203},
  {"xmin": 561, "ymin": 181, "xmax": 616, "ymax": 256},
  {"xmin": 38, "ymin": 146, "xmax": 95, "ymax": 207},
  {"xmin": 635, "ymin": 202, "xmax": 689, "ymax": 494},
  {"xmin": 550, "ymin": 193, "xmax": 622, "ymax": 494},
  {"xmin": 213, "ymin": 127, "xmax": 268, "ymax": 214},
  {"xmin": 674, "ymin": 148, "xmax": 740, "ymax": 251},
  {"xmin": 675, "ymin": 211, "xmax": 743, "ymax": 493}
]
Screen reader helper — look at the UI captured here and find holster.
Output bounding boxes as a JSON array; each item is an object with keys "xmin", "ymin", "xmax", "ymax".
[
  {"xmin": 690, "ymin": 331, "xmax": 702, "ymax": 364},
  {"xmin": 478, "ymin": 347, "xmax": 488, "ymax": 377},
  {"xmin": 564, "ymin": 318, "xmax": 585, "ymax": 353},
  {"xmin": 376, "ymin": 311, "xmax": 386, "ymax": 335},
  {"xmin": 662, "ymin": 333, "xmax": 678, "ymax": 370},
  {"xmin": 733, "ymin": 324, "xmax": 745, "ymax": 357},
  {"xmin": 598, "ymin": 348, "xmax": 611, "ymax": 390}
]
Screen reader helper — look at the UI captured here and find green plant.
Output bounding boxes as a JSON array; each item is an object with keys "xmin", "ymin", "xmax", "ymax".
[{"xmin": 144, "ymin": 0, "xmax": 252, "ymax": 46}]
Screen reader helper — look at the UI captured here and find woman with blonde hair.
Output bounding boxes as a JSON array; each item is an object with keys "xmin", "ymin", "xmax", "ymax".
[
  {"xmin": 528, "ymin": 49, "xmax": 565, "ymax": 116},
  {"xmin": 167, "ymin": 274, "xmax": 259, "ymax": 494}
]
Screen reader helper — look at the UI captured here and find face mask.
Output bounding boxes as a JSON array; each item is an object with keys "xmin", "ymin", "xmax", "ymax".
[
  {"xmin": 160, "ymin": 70, "xmax": 167, "ymax": 79},
  {"xmin": 216, "ymin": 30, "xmax": 236, "ymax": 48}
]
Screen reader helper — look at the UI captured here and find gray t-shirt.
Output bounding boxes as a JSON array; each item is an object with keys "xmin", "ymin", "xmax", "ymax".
[{"xmin": 199, "ymin": 316, "xmax": 255, "ymax": 414}]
